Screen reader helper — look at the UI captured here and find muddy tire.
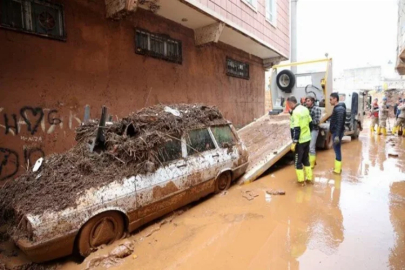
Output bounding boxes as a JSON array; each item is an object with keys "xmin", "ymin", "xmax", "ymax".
[
  {"xmin": 324, "ymin": 132, "xmax": 334, "ymax": 150},
  {"xmin": 77, "ymin": 211, "xmax": 125, "ymax": 257},
  {"xmin": 214, "ymin": 172, "xmax": 232, "ymax": 194},
  {"xmin": 352, "ymin": 121, "xmax": 360, "ymax": 139}
]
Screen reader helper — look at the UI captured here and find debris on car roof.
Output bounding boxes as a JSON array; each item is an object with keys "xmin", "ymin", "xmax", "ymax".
[{"xmin": 0, "ymin": 104, "xmax": 227, "ymax": 224}]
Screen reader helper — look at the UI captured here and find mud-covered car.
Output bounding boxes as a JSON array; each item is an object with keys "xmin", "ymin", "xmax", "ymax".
[{"xmin": 5, "ymin": 105, "xmax": 248, "ymax": 263}]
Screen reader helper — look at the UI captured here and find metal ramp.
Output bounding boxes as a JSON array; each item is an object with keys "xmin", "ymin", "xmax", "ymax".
[{"xmin": 237, "ymin": 113, "xmax": 292, "ymax": 184}]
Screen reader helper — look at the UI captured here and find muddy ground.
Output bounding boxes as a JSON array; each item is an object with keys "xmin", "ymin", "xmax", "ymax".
[{"xmin": 1, "ymin": 121, "xmax": 405, "ymax": 269}]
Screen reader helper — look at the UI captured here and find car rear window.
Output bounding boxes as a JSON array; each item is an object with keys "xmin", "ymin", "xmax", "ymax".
[
  {"xmin": 211, "ymin": 125, "xmax": 236, "ymax": 147},
  {"xmin": 186, "ymin": 128, "xmax": 216, "ymax": 156},
  {"xmin": 158, "ymin": 137, "xmax": 182, "ymax": 163}
]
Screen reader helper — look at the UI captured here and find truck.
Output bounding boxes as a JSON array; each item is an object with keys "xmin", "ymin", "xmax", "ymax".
[{"xmin": 237, "ymin": 58, "xmax": 368, "ymax": 184}]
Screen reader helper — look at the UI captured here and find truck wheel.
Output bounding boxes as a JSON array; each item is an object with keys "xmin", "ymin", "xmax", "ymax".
[
  {"xmin": 352, "ymin": 121, "xmax": 360, "ymax": 139},
  {"xmin": 276, "ymin": 70, "xmax": 296, "ymax": 93},
  {"xmin": 325, "ymin": 132, "xmax": 334, "ymax": 149},
  {"xmin": 78, "ymin": 211, "xmax": 125, "ymax": 257},
  {"xmin": 215, "ymin": 172, "xmax": 232, "ymax": 194}
]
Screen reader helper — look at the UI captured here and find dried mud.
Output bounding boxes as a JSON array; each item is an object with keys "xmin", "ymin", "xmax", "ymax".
[
  {"xmin": 0, "ymin": 104, "xmax": 227, "ymax": 230},
  {"xmin": 238, "ymin": 113, "xmax": 291, "ymax": 171}
]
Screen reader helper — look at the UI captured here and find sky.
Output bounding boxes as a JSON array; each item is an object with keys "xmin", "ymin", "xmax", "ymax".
[{"xmin": 295, "ymin": 0, "xmax": 398, "ymax": 76}]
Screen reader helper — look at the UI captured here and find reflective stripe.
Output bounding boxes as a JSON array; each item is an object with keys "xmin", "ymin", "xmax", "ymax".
[{"xmin": 290, "ymin": 105, "xmax": 312, "ymax": 143}]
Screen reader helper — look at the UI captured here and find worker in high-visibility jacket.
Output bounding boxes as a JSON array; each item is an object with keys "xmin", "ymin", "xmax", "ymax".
[{"xmin": 287, "ymin": 96, "xmax": 313, "ymax": 183}]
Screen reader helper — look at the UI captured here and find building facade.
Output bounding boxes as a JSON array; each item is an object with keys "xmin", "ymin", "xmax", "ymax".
[
  {"xmin": 0, "ymin": 0, "xmax": 290, "ymax": 182},
  {"xmin": 396, "ymin": 0, "xmax": 405, "ymax": 74}
]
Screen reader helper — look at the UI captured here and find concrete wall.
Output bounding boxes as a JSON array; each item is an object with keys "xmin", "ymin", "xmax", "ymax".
[
  {"xmin": 196, "ymin": 0, "xmax": 290, "ymax": 57},
  {"xmin": 0, "ymin": 0, "xmax": 265, "ymax": 183}
]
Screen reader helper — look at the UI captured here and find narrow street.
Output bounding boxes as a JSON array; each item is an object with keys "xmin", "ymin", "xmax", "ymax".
[{"xmin": 55, "ymin": 129, "xmax": 405, "ymax": 270}]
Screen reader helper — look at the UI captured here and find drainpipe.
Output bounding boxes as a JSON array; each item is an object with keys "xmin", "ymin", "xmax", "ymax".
[{"xmin": 291, "ymin": 0, "xmax": 298, "ymax": 74}]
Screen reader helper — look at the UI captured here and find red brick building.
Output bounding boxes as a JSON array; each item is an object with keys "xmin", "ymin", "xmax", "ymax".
[{"xmin": 0, "ymin": 0, "xmax": 290, "ymax": 182}]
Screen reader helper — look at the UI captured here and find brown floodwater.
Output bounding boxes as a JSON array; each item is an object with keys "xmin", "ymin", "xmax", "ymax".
[{"xmin": 2, "ymin": 130, "xmax": 405, "ymax": 270}]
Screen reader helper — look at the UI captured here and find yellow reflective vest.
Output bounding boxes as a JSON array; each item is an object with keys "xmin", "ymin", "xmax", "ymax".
[{"xmin": 290, "ymin": 104, "xmax": 312, "ymax": 144}]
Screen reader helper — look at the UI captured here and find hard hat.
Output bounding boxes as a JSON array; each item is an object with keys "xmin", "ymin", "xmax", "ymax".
[{"xmin": 383, "ymin": 97, "xmax": 387, "ymax": 101}]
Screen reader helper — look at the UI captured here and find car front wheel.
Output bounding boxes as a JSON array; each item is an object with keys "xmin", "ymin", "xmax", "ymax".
[
  {"xmin": 77, "ymin": 211, "xmax": 125, "ymax": 257},
  {"xmin": 215, "ymin": 172, "xmax": 232, "ymax": 194}
]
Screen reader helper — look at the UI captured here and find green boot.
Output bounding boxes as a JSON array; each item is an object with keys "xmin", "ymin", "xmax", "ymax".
[
  {"xmin": 296, "ymin": 169, "xmax": 305, "ymax": 183},
  {"xmin": 309, "ymin": 154, "xmax": 316, "ymax": 169},
  {"xmin": 304, "ymin": 166, "xmax": 313, "ymax": 182},
  {"xmin": 333, "ymin": 160, "xmax": 342, "ymax": 174}
]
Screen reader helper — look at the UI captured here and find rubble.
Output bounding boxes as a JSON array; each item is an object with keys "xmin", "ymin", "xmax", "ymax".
[
  {"xmin": 266, "ymin": 190, "xmax": 286, "ymax": 195},
  {"xmin": 241, "ymin": 190, "xmax": 259, "ymax": 201},
  {"xmin": 0, "ymin": 104, "xmax": 227, "ymax": 228},
  {"xmin": 85, "ymin": 241, "xmax": 134, "ymax": 270},
  {"xmin": 109, "ymin": 241, "xmax": 134, "ymax": 259}
]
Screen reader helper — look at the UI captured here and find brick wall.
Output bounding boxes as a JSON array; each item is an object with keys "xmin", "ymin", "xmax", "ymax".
[{"xmin": 0, "ymin": 1, "xmax": 265, "ymax": 182}]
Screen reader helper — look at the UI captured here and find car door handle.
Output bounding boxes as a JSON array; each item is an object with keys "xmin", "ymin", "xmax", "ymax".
[
  {"xmin": 212, "ymin": 154, "xmax": 219, "ymax": 157},
  {"xmin": 177, "ymin": 164, "xmax": 187, "ymax": 168}
]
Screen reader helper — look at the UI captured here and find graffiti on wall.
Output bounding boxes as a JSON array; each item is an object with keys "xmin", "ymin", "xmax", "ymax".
[
  {"xmin": 0, "ymin": 106, "xmax": 82, "ymax": 136},
  {"xmin": 0, "ymin": 147, "xmax": 45, "ymax": 181},
  {"xmin": 0, "ymin": 106, "xmax": 83, "ymax": 181}
]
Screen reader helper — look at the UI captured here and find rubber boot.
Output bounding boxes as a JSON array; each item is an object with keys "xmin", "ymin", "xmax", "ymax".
[
  {"xmin": 296, "ymin": 169, "xmax": 305, "ymax": 183},
  {"xmin": 370, "ymin": 125, "xmax": 375, "ymax": 133},
  {"xmin": 333, "ymin": 160, "xmax": 342, "ymax": 174},
  {"xmin": 382, "ymin": 127, "xmax": 387, "ymax": 136},
  {"xmin": 392, "ymin": 126, "xmax": 397, "ymax": 135},
  {"xmin": 309, "ymin": 154, "xmax": 316, "ymax": 169},
  {"xmin": 376, "ymin": 126, "xmax": 381, "ymax": 135},
  {"xmin": 304, "ymin": 166, "xmax": 313, "ymax": 182}
]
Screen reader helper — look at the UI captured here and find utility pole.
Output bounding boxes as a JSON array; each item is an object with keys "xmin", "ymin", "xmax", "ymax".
[{"xmin": 291, "ymin": 0, "xmax": 298, "ymax": 74}]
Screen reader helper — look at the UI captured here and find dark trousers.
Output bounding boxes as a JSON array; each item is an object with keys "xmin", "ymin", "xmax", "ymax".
[
  {"xmin": 332, "ymin": 133, "xmax": 343, "ymax": 161},
  {"xmin": 295, "ymin": 141, "xmax": 310, "ymax": 169}
]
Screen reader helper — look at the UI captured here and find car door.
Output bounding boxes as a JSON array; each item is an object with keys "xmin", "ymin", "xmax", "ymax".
[
  {"xmin": 184, "ymin": 128, "xmax": 220, "ymax": 189},
  {"xmin": 210, "ymin": 125, "xmax": 240, "ymax": 168},
  {"xmin": 135, "ymin": 135, "xmax": 188, "ymax": 221}
]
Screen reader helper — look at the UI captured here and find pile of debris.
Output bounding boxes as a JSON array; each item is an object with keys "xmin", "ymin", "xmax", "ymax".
[{"xmin": 0, "ymin": 104, "xmax": 227, "ymax": 225}]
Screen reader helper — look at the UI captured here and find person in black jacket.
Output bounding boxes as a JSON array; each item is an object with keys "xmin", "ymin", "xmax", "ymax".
[{"xmin": 329, "ymin": 92, "xmax": 346, "ymax": 174}]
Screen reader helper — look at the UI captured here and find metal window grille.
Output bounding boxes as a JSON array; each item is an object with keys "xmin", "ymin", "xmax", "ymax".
[
  {"xmin": 226, "ymin": 57, "xmax": 249, "ymax": 80},
  {"xmin": 135, "ymin": 28, "xmax": 182, "ymax": 64},
  {"xmin": 0, "ymin": 0, "xmax": 65, "ymax": 40}
]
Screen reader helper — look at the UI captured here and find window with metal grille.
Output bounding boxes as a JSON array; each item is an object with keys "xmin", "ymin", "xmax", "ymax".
[
  {"xmin": 135, "ymin": 29, "xmax": 182, "ymax": 64},
  {"xmin": 226, "ymin": 57, "xmax": 249, "ymax": 80},
  {"xmin": 0, "ymin": 0, "xmax": 65, "ymax": 40}
]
